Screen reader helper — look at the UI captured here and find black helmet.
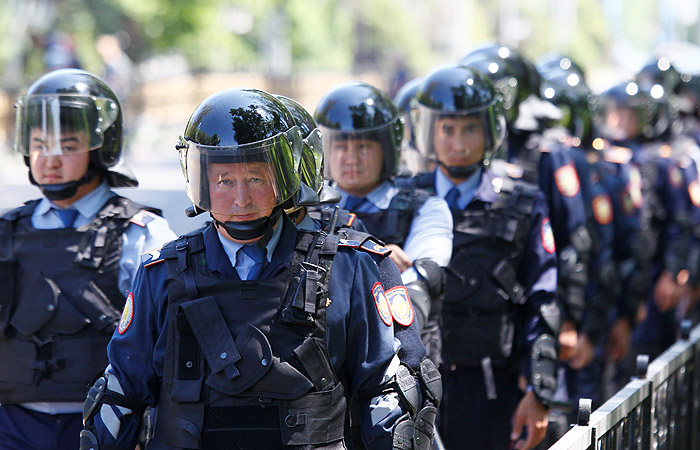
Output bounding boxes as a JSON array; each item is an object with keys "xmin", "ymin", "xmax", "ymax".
[
  {"xmin": 413, "ymin": 64, "xmax": 506, "ymax": 178},
  {"xmin": 636, "ymin": 57, "xmax": 682, "ymax": 95},
  {"xmin": 178, "ymin": 88, "xmax": 303, "ymax": 241},
  {"xmin": 541, "ymin": 75, "xmax": 596, "ymax": 147},
  {"xmin": 314, "ymin": 81, "xmax": 404, "ymax": 182},
  {"xmin": 275, "ymin": 95, "xmax": 325, "ymax": 201},
  {"xmin": 15, "ymin": 68, "xmax": 134, "ymax": 200},
  {"xmin": 536, "ymin": 53, "xmax": 586, "ymax": 82},
  {"xmin": 596, "ymin": 81, "xmax": 659, "ymax": 141},
  {"xmin": 678, "ymin": 74, "xmax": 700, "ymax": 117}
]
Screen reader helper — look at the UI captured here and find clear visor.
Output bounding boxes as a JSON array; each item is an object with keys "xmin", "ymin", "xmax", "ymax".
[
  {"xmin": 178, "ymin": 127, "xmax": 302, "ymax": 216},
  {"xmin": 14, "ymin": 94, "xmax": 119, "ymax": 156},
  {"xmin": 300, "ymin": 128, "xmax": 324, "ymax": 194},
  {"xmin": 320, "ymin": 122, "xmax": 394, "ymax": 181},
  {"xmin": 411, "ymin": 103, "xmax": 506, "ymax": 164}
]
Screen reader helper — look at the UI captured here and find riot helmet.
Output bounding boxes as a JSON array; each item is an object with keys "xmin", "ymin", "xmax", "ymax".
[
  {"xmin": 636, "ymin": 57, "xmax": 682, "ymax": 95},
  {"xmin": 393, "ymin": 77, "xmax": 425, "ymax": 173},
  {"xmin": 595, "ymin": 81, "xmax": 658, "ymax": 142},
  {"xmin": 14, "ymin": 68, "xmax": 133, "ymax": 201},
  {"xmin": 276, "ymin": 95, "xmax": 324, "ymax": 197},
  {"xmin": 540, "ymin": 75, "xmax": 596, "ymax": 147},
  {"xmin": 536, "ymin": 53, "xmax": 586, "ymax": 82},
  {"xmin": 677, "ymin": 74, "xmax": 700, "ymax": 118},
  {"xmin": 177, "ymin": 88, "xmax": 303, "ymax": 241},
  {"xmin": 413, "ymin": 64, "xmax": 506, "ymax": 179},
  {"xmin": 314, "ymin": 81, "xmax": 404, "ymax": 195}
]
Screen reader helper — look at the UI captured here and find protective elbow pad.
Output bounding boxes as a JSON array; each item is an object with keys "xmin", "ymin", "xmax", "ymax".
[
  {"xmin": 539, "ymin": 299, "xmax": 562, "ymax": 335},
  {"xmin": 392, "ymin": 408, "xmax": 437, "ymax": 450},
  {"xmin": 530, "ymin": 335, "xmax": 558, "ymax": 408},
  {"xmin": 412, "ymin": 259, "xmax": 445, "ymax": 297}
]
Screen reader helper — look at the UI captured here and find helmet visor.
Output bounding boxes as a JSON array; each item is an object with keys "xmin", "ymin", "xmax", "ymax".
[
  {"xmin": 413, "ymin": 103, "xmax": 506, "ymax": 165},
  {"xmin": 14, "ymin": 94, "xmax": 119, "ymax": 156},
  {"xmin": 300, "ymin": 128, "xmax": 324, "ymax": 194},
  {"xmin": 178, "ymin": 127, "xmax": 302, "ymax": 217}
]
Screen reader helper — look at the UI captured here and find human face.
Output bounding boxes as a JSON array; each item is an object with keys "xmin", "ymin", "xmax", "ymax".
[
  {"xmin": 28, "ymin": 128, "xmax": 91, "ymax": 185},
  {"xmin": 605, "ymin": 106, "xmax": 641, "ymax": 141},
  {"xmin": 433, "ymin": 115, "xmax": 485, "ymax": 170},
  {"xmin": 208, "ymin": 162, "xmax": 278, "ymax": 226},
  {"xmin": 329, "ymin": 139, "xmax": 384, "ymax": 196}
]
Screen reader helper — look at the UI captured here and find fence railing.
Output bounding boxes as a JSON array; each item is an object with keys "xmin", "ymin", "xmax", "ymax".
[{"xmin": 549, "ymin": 320, "xmax": 700, "ymax": 450}]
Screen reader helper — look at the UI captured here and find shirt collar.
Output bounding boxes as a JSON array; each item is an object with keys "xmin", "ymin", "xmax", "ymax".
[
  {"xmin": 217, "ymin": 215, "xmax": 284, "ymax": 266},
  {"xmin": 434, "ymin": 167, "xmax": 483, "ymax": 200},
  {"xmin": 36, "ymin": 181, "xmax": 113, "ymax": 219},
  {"xmin": 337, "ymin": 180, "xmax": 396, "ymax": 210}
]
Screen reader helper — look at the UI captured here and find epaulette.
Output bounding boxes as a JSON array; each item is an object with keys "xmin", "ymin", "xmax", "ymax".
[
  {"xmin": 338, "ymin": 239, "xmax": 361, "ymax": 249},
  {"xmin": 490, "ymin": 159, "xmax": 524, "ymax": 180},
  {"xmin": 141, "ymin": 248, "xmax": 165, "ymax": 267},
  {"xmin": 603, "ymin": 145, "xmax": 633, "ymax": 165},
  {"xmin": 130, "ymin": 209, "xmax": 159, "ymax": 228},
  {"xmin": 359, "ymin": 239, "xmax": 391, "ymax": 256}
]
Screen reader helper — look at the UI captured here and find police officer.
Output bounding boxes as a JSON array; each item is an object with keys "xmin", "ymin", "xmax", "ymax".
[
  {"xmin": 80, "ymin": 88, "xmax": 409, "ymax": 450},
  {"xmin": 314, "ymin": 81, "xmax": 453, "ymax": 365},
  {"xmin": 0, "ymin": 69, "xmax": 175, "ymax": 450},
  {"xmin": 411, "ymin": 64, "xmax": 561, "ymax": 450},
  {"xmin": 460, "ymin": 46, "xmax": 591, "ymax": 364},
  {"xmin": 279, "ymin": 94, "xmax": 442, "ymax": 450}
]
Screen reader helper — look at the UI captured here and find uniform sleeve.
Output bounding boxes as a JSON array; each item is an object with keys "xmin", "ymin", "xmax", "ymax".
[
  {"xmin": 93, "ymin": 258, "xmax": 169, "ymax": 447},
  {"xmin": 401, "ymin": 196, "xmax": 453, "ymax": 285},
  {"xmin": 519, "ymin": 193, "xmax": 560, "ymax": 352},
  {"xmin": 118, "ymin": 213, "xmax": 177, "ymax": 294},
  {"xmin": 325, "ymin": 250, "xmax": 404, "ymax": 450}
]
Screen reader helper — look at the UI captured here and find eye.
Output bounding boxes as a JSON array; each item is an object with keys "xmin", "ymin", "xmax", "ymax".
[{"xmin": 249, "ymin": 177, "xmax": 264, "ymax": 184}]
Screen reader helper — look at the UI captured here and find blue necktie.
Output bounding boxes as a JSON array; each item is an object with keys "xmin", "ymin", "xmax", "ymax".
[
  {"xmin": 240, "ymin": 244, "xmax": 266, "ymax": 280},
  {"xmin": 54, "ymin": 207, "xmax": 79, "ymax": 228},
  {"xmin": 344, "ymin": 195, "xmax": 371, "ymax": 213},
  {"xmin": 444, "ymin": 187, "xmax": 461, "ymax": 210}
]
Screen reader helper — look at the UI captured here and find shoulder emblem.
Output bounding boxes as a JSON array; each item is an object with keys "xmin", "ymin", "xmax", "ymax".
[
  {"xmin": 130, "ymin": 209, "xmax": 158, "ymax": 228},
  {"xmin": 620, "ymin": 189, "xmax": 635, "ymax": 216},
  {"xmin": 346, "ymin": 213, "xmax": 357, "ymax": 227},
  {"xmin": 554, "ymin": 163, "xmax": 580, "ymax": 198},
  {"xmin": 592, "ymin": 194, "xmax": 613, "ymax": 225},
  {"xmin": 372, "ymin": 282, "xmax": 393, "ymax": 327},
  {"xmin": 360, "ymin": 240, "xmax": 391, "ymax": 256},
  {"xmin": 689, "ymin": 180, "xmax": 700, "ymax": 207},
  {"xmin": 540, "ymin": 218, "xmax": 556, "ymax": 254},
  {"xmin": 627, "ymin": 167, "xmax": 644, "ymax": 208},
  {"xmin": 118, "ymin": 292, "xmax": 134, "ymax": 335},
  {"xmin": 669, "ymin": 165, "xmax": 684, "ymax": 189},
  {"xmin": 385, "ymin": 286, "xmax": 414, "ymax": 327},
  {"xmin": 142, "ymin": 249, "xmax": 164, "ymax": 267}
]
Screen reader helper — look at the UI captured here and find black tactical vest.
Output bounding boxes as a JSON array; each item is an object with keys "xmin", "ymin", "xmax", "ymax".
[
  {"xmin": 351, "ymin": 178, "xmax": 430, "ymax": 247},
  {"xmin": 0, "ymin": 196, "xmax": 154, "ymax": 403},
  {"xmin": 153, "ymin": 228, "xmax": 347, "ymax": 450},
  {"xmin": 440, "ymin": 178, "xmax": 538, "ymax": 367}
]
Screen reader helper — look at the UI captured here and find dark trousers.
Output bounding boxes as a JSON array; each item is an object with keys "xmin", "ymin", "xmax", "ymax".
[
  {"xmin": 0, "ymin": 404, "xmax": 82, "ymax": 450},
  {"xmin": 439, "ymin": 365, "xmax": 521, "ymax": 450}
]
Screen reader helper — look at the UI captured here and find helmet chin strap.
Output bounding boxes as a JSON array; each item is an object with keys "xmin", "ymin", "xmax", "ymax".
[
  {"xmin": 28, "ymin": 169, "xmax": 97, "ymax": 201},
  {"xmin": 212, "ymin": 207, "xmax": 282, "ymax": 246},
  {"xmin": 437, "ymin": 160, "xmax": 481, "ymax": 180}
]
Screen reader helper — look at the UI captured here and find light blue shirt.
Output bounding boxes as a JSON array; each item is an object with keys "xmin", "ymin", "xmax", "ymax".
[
  {"xmin": 337, "ymin": 180, "xmax": 453, "ymax": 284},
  {"xmin": 217, "ymin": 217, "xmax": 283, "ymax": 280},
  {"xmin": 28, "ymin": 181, "xmax": 176, "ymax": 414},
  {"xmin": 434, "ymin": 167, "xmax": 483, "ymax": 210}
]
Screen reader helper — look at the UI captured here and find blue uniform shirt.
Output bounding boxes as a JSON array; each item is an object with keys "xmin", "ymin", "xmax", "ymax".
[
  {"xmin": 95, "ymin": 218, "xmax": 403, "ymax": 449},
  {"xmin": 336, "ymin": 180, "xmax": 453, "ymax": 285}
]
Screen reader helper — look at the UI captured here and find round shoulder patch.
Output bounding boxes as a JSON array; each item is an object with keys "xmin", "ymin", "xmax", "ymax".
[
  {"xmin": 669, "ymin": 165, "xmax": 684, "ymax": 189},
  {"xmin": 540, "ymin": 218, "xmax": 556, "ymax": 254},
  {"xmin": 372, "ymin": 282, "xmax": 393, "ymax": 327},
  {"xmin": 554, "ymin": 164, "xmax": 580, "ymax": 198},
  {"xmin": 118, "ymin": 292, "xmax": 134, "ymax": 335},
  {"xmin": 620, "ymin": 189, "xmax": 635, "ymax": 216},
  {"xmin": 592, "ymin": 194, "xmax": 613, "ymax": 225},
  {"xmin": 385, "ymin": 286, "xmax": 414, "ymax": 327}
]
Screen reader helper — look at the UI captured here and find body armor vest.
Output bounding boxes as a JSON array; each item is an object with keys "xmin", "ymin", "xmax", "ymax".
[
  {"xmin": 351, "ymin": 178, "xmax": 429, "ymax": 247},
  {"xmin": 440, "ymin": 178, "xmax": 538, "ymax": 367},
  {"xmin": 153, "ymin": 228, "xmax": 347, "ymax": 450},
  {"xmin": 0, "ymin": 196, "xmax": 153, "ymax": 403}
]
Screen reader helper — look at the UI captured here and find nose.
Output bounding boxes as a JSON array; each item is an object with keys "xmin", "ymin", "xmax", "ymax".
[
  {"xmin": 231, "ymin": 185, "xmax": 253, "ymax": 208},
  {"xmin": 44, "ymin": 154, "xmax": 63, "ymax": 169}
]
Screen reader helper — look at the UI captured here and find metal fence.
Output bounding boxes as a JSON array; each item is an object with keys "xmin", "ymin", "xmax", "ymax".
[{"xmin": 548, "ymin": 321, "xmax": 700, "ymax": 450}]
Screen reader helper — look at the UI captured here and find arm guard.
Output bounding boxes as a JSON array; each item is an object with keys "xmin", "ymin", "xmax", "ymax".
[
  {"xmin": 530, "ymin": 335, "xmax": 558, "ymax": 409},
  {"xmin": 558, "ymin": 226, "xmax": 591, "ymax": 325},
  {"xmin": 406, "ymin": 258, "xmax": 445, "ymax": 333},
  {"xmin": 391, "ymin": 357, "xmax": 442, "ymax": 450}
]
